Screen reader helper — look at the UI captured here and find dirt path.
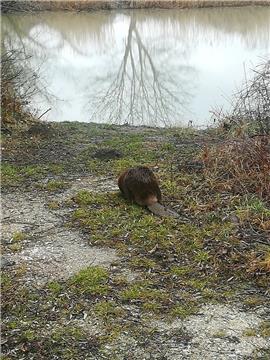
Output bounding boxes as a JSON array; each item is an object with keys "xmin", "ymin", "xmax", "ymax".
[{"xmin": 2, "ymin": 176, "xmax": 119, "ymax": 285}]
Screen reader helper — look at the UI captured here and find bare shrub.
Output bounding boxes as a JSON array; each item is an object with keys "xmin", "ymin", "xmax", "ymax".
[
  {"xmin": 211, "ymin": 59, "xmax": 270, "ymax": 135},
  {"xmin": 202, "ymin": 136, "xmax": 270, "ymax": 201},
  {"xmin": 1, "ymin": 44, "xmax": 53, "ymax": 131},
  {"xmin": 1, "ymin": 47, "xmax": 38, "ymax": 128}
]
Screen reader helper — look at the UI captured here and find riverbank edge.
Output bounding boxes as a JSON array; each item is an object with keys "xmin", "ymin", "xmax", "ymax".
[
  {"xmin": 2, "ymin": 120, "xmax": 270, "ymax": 359},
  {"xmin": 1, "ymin": 0, "xmax": 270, "ymax": 13}
]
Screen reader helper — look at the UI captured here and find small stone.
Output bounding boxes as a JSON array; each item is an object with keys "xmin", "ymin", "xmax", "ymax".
[{"xmin": 1, "ymin": 257, "xmax": 15, "ymax": 269}]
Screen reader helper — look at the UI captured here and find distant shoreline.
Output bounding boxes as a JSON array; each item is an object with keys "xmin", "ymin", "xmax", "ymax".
[{"xmin": 2, "ymin": 0, "xmax": 270, "ymax": 13}]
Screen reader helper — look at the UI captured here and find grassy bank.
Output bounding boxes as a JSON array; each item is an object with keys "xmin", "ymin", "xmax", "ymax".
[
  {"xmin": 2, "ymin": 121, "xmax": 270, "ymax": 358},
  {"xmin": 1, "ymin": 0, "xmax": 269, "ymax": 13},
  {"xmin": 2, "ymin": 121, "xmax": 269, "ymax": 282}
]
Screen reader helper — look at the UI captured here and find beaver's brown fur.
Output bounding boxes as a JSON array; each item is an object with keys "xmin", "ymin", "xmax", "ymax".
[{"xmin": 118, "ymin": 166, "xmax": 161, "ymax": 206}]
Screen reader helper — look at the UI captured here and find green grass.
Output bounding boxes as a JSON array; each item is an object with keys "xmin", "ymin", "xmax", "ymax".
[
  {"xmin": 1, "ymin": 164, "xmax": 21, "ymax": 187},
  {"xmin": 243, "ymin": 328, "xmax": 257, "ymax": 337},
  {"xmin": 69, "ymin": 266, "xmax": 109, "ymax": 295},
  {"xmin": 94, "ymin": 300, "xmax": 125, "ymax": 320},
  {"xmin": 1, "ymin": 163, "xmax": 66, "ymax": 189},
  {"xmin": 259, "ymin": 321, "xmax": 270, "ymax": 338},
  {"xmin": 40, "ymin": 180, "xmax": 68, "ymax": 192},
  {"xmin": 47, "ymin": 281, "xmax": 63, "ymax": 295},
  {"xmin": 12, "ymin": 231, "xmax": 26, "ymax": 242},
  {"xmin": 170, "ymin": 303, "xmax": 199, "ymax": 319}
]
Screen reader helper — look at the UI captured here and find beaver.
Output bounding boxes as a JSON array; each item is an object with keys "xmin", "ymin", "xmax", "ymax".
[{"xmin": 118, "ymin": 166, "xmax": 161, "ymax": 206}]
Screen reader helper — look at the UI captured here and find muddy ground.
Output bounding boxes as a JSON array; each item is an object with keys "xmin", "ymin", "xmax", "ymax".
[{"xmin": 1, "ymin": 122, "xmax": 270, "ymax": 359}]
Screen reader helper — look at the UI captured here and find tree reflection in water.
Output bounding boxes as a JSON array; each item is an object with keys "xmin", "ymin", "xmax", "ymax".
[
  {"xmin": 2, "ymin": 7, "xmax": 270, "ymax": 126},
  {"xmin": 91, "ymin": 15, "xmax": 194, "ymax": 126}
]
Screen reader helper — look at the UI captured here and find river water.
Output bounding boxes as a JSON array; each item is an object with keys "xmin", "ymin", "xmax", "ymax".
[{"xmin": 2, "ymin": 7, "xmax": 270, "ymax": 127}]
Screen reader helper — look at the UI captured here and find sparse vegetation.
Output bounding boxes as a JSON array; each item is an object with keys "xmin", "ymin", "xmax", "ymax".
[
  {"xmin": 170, "ymin": 303, "xmax": 199, "ymax": 319},
  {"xmin": 1, "ymin": 163, "xmax": 67, "ymax": 190},
  {"xmin": 2, "ymin": 120, "xmax": 270, "ymax": 359},
  {"xmin": 1, "ymin": 47, "xmax": 38, "ymax": 130},
  {"xmin": 202, "ymin": 137, "xmax": 270, "ymax": 201},
  {"xmin": 12, "ymin": 231, "xmax": 26, "ymax": 242},
  {"xmin": 39, "ymin": 179, "xmax": 68, "ymax": 192},
  {"xmin": 212, "ymin": 59, "xmax": 270, "ymax": 135},
  {"xmin": 2, "ymin": 0, "xmax": 269, "ymax": 13},
  {"xmin": 259, "ymin": 321, "xmax": 270, "ymax": 338},
  {"xmin": 243, "ymin": 328, "xmax": 257, "ymax": 337}
]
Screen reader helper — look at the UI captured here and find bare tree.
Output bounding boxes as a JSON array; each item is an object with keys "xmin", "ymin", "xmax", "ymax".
[{"xmin": 90, "ymin": 15, "xmax": 192, "ymax": 127}]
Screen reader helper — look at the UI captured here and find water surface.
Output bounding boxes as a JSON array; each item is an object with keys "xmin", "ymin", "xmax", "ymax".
[{"xmin": 2, "ymin": 7, "xmax": 270, "ymax": 127}]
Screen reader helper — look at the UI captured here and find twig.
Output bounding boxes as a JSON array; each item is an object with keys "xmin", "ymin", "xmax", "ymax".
[{"xmin": 37, "ymin": 108, "xmax": 51, "ymax": 120}]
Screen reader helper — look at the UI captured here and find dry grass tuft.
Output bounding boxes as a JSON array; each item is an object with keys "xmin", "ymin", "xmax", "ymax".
[
  {"xmin": 248, "ymin": 251, "xmax": 270, "ymax": 274},
  {"xmin": 202, "ymin": 136, "xmax": 270, "ymax": 201}
]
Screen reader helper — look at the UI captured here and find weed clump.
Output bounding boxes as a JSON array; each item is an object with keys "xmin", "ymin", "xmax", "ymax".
[
  {"xmin": 41, "ymin": 180, "xmax": 68, "ymax": 192},
  {"xmin": 69, "ymin": 266, "xmax": 109, "ymax": 295},
  {"xmin": 170, "ymin": 303, "xmax": 199, "ymax": 319},
  {"xmin": 120, "ymin": 282, "xmax": 166, "ymax": 303},
  {"xmin": 202, "ymin": 136, "xmax": 270, "ymax": 200},
  {"xmin": 94, "ymin": 300, "xmax": 125, "ymax": 320}
]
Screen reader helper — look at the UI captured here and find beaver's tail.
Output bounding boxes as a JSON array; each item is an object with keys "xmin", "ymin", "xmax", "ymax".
[{"xmin": 147, "ymin": 203, "xmax": 179, "ymax": 218}]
